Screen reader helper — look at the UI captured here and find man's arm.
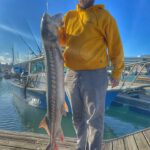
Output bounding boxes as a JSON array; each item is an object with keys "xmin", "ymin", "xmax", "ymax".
[
  {"xmin": 58, "ymin": 26, "xmax": 66, "ymax": 47},
  {"xmin": 105, "ymin": 14, "xmax": 124, "ymax": 87},
  {"xmin": 58, "ymin": 13, "xmax": 68, "ymax": 47}
]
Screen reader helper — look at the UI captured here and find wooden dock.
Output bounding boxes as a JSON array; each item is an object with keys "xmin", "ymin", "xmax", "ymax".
[{"xmin": 0, "ymin": 127, "xmax": 150, "ymax": 150}]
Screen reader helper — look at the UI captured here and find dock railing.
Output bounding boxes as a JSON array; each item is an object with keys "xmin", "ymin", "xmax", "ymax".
[{"xmin": 120, "ymin": 61, "xmax": 150, "ymax": 89}]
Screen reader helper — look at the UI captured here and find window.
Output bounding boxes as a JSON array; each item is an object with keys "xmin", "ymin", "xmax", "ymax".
[{"xmin": 30, "ymin": 60, "xmax": 45, "ymax": 74}]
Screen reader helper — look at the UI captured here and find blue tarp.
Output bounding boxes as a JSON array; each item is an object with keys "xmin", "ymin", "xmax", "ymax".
[{"xmin": 13, "ymin": 66, "xmax": 24, "ymax": 74}]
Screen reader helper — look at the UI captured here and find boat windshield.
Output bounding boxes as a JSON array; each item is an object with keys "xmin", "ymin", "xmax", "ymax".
[{"xmin": 30, "ymin": 60, "xmax": 45, "ymax": 74}]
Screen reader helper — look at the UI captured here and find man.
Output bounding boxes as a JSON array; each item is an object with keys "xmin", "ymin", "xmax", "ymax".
[{"xmin": 58, "ymin": 0, "xmax": 124, "ymax": 149}]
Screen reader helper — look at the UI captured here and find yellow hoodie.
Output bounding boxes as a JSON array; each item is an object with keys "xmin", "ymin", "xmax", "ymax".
[{"xmin": 59, "ymin": 4, "xmax": 124, "ymax": 80}]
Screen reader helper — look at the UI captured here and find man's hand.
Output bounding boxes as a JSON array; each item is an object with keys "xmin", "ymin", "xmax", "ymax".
[
  {"xmin": 111, "ymin": 78, "xmax": 120, "ymax": 88},
  {"xmin": 58, "ymin": 23, "xmax": 66, "ymax": 47}
]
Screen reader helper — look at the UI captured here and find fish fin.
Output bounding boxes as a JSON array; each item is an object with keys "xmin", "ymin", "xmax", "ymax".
[
  {"xmin": 61, "ymin": 104, "xmax": 66, "ymax": 116},
  {"xmin": 59, "ymin": 134, "xmax": 64, "ymax": 142},
  {"xmin": 56, "ymin": 128, "xmax": 64, "ymax": 142},
  {"xmin": 39, "ymin": 116, "xmax": 50, "ymax": 136},
  {"xmin": 63, "ymin": 101, "xmax": 69, "ymax": 113}
]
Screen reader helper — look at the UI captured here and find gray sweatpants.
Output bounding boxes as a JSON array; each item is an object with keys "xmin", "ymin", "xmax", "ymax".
[{"xmin": 65, "ymin": 69, "xmax": 108, "ymax": 150}]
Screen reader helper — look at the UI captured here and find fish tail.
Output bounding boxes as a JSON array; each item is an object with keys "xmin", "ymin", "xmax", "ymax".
[
  {"xmin": 46, "ymin": 142, "xmax": 59, "ymax": 150},
  {"xmin": 39, "ymin": 116, "xmax": 50, "ymax": 136},
  {"xmin": 46, "ymin": 143, "xmax": 52, "ymax": 150}
]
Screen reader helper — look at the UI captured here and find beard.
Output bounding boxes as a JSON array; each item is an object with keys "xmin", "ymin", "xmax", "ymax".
[{"xmin": 79, "ymin": 0, "xmax": 95, "ymax": 9}]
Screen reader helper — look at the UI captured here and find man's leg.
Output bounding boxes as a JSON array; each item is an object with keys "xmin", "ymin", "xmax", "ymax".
[
  {"xmin": 65, "ymin": 70, "xmax": 87, "ymax": 150},
  {"xmin": 80, "ymin": 69, "xmax": 108, "ymax": 150}
]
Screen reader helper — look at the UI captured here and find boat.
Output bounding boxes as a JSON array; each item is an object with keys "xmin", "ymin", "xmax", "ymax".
[
  {"xmin": 10, "ymin": 58, "xmax": 146, "ymax": 111},
  {"xmin": 0, "ymin": 71, "xmax": 4, "ymax": 80},
  {"xmin": 4, "ymin": 72, "xmax": 11, "ymax": 79},
  {"xmin": 8, "ymin": 54, "xmax": 125, "ymax": 112},
  {"xmin": 9, "ymin": 54, "xmax": 150, "ymax": 113},
  {"xmin": 113, "ymin": 85, "xmax": 150, "ymax": 115},
  {"xmin": 9, "ymin": 55, "xmax": 70, "ymax": 110},
  {"xmin": 9, "ymin": 55, "xmax": 73, "ymax": 112},
  {"xmin": 136, "ymin": 75, "xmax": 150, "ymax": 84},
  {"xmin": 112, "ymin": 61, "xmax": 150, "ymax": 115}
]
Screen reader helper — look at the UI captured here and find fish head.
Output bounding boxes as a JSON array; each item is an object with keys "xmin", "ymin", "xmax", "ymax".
[
  {"xmin": 41, "ymin": 13, "xmax": 63, "ymax": 49},
  {"xmin": 51, "ymin": 13, "xmax": 63, "ymax": 26}
]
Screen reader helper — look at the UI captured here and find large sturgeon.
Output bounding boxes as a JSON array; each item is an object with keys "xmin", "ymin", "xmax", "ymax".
[{"xmin": 39, "ymin": 13, "xmax": 67, "ymax": 150}]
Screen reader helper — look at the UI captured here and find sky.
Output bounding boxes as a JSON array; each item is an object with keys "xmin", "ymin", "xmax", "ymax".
[{"xmin": 0, "ymin": 0, "xmax": 150, "ymax": 64}]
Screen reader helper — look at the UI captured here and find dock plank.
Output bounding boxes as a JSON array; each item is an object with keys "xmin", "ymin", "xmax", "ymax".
[
  {"xmin": 0, "ymin": 145, "xmax": 28, "ymax": 150},
  {"xmin": 124, "ymin": 135, "xmax": 138, "ymax": 150},
  {"xmin": 0, "ymin": 137, "xmax": 75, "ymax": 150},
  {"xmin": 134, "ymin": 132, "xmax": 150, "ymax": 150},
  {"xmin": 0, "ymin": 130, "xmax": 76, "ymax": 146},
  {"xmin": 102, "ymin": 142, "xmax": 112, "ymax": 150},
  {"xmin": 0, "ymin": 130, "xmax": 76, "ymax": 150},
  {"xmin": 0, "ymin": 138, "xmax": 41, "ymax": 149},
  {"xmin": 143, "ymin": 129, "xmax": 150, "ymax": 146},
  {"xmin": 113, "ymin": 139, "xmax": 125, "ymax": 150}
]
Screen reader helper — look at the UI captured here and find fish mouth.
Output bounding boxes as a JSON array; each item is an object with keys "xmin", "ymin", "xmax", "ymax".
[
  {"xmin": 41, "ymin": 13, "xmax": 52, "ymax": 26},
  {"xmin": 42, "ymin": 13, "xmax": 51, "ymax": 20}
]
